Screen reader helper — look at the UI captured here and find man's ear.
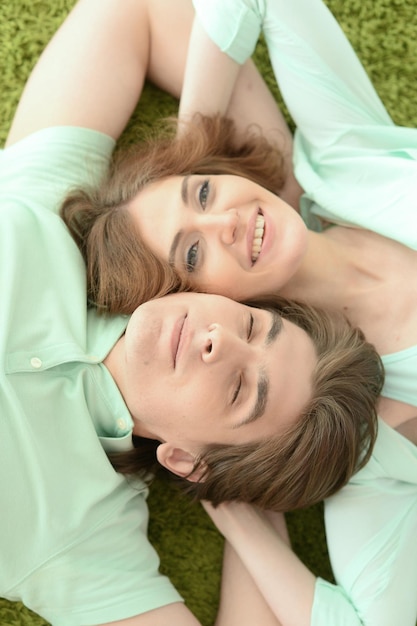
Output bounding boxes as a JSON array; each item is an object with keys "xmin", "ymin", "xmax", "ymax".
[{"xmin": 156, "ymin": 442, "xmax": 206, "ymax": 482}]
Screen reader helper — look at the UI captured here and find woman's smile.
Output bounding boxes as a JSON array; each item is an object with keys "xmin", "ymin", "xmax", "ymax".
[{"xmin": 250, "ymin": 210, "xmax": 266, "ymax": 264}]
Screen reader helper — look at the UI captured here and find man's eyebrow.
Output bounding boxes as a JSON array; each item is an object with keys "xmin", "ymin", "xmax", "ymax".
[
  {"xmin": 234, "ymin": 309, "xmax": 282, "ymax": 428},
  {"xmin": 233, "ymin": 371, "xmax": 269, "ymax": 429},
  {"xmin": 168, "ymin": 176, "xmax": 190, "ymax": 266},
  {"xmin": 265, "ymin": 308, "xmax": 282, "ymax": 346}
]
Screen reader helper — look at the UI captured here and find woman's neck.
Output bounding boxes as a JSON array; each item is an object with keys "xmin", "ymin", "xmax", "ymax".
[
  {"xmin": 280, "ymin": 228, "xmax": 360, "ymax": 311},
  {"xmin": 282, "ymin": 226, "xmax": 417, "ymax": 354}
]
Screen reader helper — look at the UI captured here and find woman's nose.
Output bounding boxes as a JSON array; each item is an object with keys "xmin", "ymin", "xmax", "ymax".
[{"xmin": 201, "ymin": 210, "xmax": 239, "ymax": 245}]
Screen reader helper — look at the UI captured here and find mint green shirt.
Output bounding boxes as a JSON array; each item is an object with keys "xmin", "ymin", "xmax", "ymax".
[
  {"xmin": 192, "ymin": 0, "xmax": 417, "ymax": 624},
  {"xmin": 0, "ymin": 127, "xmax": 182, "ymax": 625}
]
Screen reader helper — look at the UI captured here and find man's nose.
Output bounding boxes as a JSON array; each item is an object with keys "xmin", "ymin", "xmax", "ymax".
[{"xmin": 201, "ymin": 323, "xmax": 250, "ymax": 364}]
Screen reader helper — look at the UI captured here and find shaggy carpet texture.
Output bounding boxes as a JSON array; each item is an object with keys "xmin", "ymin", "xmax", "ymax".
[{"xmin": 1, "ymin": 1, "xmax": 416, "ymax": 625}]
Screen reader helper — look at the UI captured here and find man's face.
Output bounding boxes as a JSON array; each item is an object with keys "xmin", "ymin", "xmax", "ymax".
[{"xmin": 121, "ymin": 293, "xmax": 317, "ymax": 456}]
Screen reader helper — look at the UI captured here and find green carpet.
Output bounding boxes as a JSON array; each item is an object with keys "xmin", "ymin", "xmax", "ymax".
[{"xmin": 1, "ymin": 1, "xmax": 416, "ymax": 624}]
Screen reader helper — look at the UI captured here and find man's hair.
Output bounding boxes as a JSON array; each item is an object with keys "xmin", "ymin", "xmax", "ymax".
[
  {"xmin": 60, "ymin": 114, "xmax": 286, "ymax": 314},
  {"xmin": 109, "ymin": 296, "xmax": 384, "ymax": 512}
]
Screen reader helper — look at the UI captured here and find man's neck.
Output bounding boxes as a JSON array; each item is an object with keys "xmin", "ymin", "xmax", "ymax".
[
  {"xmin": 103, "ymin": 334, "xmax": 124, "ymax": 389},
  {"xmin": 103, "ymin": 336, "xmax": 159, "ymax": 441}
]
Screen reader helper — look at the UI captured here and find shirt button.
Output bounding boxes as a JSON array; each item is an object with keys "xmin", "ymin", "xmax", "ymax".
[
  {"xmin": 116, "ymin": 418, "xmax": 127, "ymax": 430},
  {"xmin": 30, "ymin": 357, "xmax": 42, "ymax": 369}
]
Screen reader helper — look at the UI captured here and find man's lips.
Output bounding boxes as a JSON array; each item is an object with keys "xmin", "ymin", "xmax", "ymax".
[{"xmin": 171, "ymin": 314, "xmax": 187, "ymax": 368}]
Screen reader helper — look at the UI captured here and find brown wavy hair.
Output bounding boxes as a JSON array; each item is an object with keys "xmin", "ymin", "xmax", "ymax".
[
  {"xmin": 109, "ymin": 296, "xmax": 384, "ymax": 512},
  {"xmin": 60, "ymin": 114, "xmax": 286, "ymax": 314}
]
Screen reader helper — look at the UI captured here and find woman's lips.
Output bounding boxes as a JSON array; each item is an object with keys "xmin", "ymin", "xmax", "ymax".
[
  {"xmin": 251, "ymin": 212, "xmax": 265, "ymax": 263},
  {"xmin": 247, "ymin": 209, "xmax": 265, "ymax": 265}
]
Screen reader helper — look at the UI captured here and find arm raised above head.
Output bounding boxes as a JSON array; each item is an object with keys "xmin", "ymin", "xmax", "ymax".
[
  {"xmin": 203, "ymin": 487, "xmax": 417, "ymax": 626},
  {"xmin": 203, "ymin": 501, "xmax": 315, "ymax": 626},
  {"xmin": 5, "ymin": 0, "xmax": 156, "ymax": 146},
  {"xmin": 179, "ymin": 9, "xmax": 303, "ymax": 209},
  {"xmin": 179, "ymin": 17, "xmax": 241, "ymax": 127}
]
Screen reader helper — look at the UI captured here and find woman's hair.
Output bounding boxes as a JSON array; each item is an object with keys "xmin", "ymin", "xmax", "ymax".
[
  {"xmin": 60, "ymin": 114, "xmax": 286, "ymax": 314},
  {"xmin": 109, "ymin": 296, "xmax": 384, "ymax": 512}
]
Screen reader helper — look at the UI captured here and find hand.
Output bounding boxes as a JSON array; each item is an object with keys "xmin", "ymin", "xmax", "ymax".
[
  {"xmin": 201, "ymin": 500, "xmax": 314, "ymax": 626},
  {"xmin": 202, "ymin": 501, "xmax": 289, "ymax": 543},
  {"xmin": 201, "ymin": 500, "xmax": 276, "ymax": 540}
]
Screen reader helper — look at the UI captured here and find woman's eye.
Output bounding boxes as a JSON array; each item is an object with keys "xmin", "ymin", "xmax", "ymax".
[
  {"xmin": 186, "ymin": 241, "xmax": 199, "ymax": 273},
  {"xmin": 232, "ymin": 375, "xmax": 242, "ymax": 405},
  {"xmin": 199, "ymin": 180, "xmax": 210, "ymax": 209},
  {"xmin": 247, "ymin": 313, "xmax": 254, "ymax": 341}
]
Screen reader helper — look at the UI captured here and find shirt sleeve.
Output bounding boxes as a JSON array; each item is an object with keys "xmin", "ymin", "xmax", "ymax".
[
  {"xmin": 0, "ymin": 126, "xmax": 115, "ymax": 215},
  {"xmin": 312, "ymin": 423, "xmax": 417, "ymax": 626},
  {"xmin": 192, "ymin": 0, "xmax": 263, "ymax": 65}
]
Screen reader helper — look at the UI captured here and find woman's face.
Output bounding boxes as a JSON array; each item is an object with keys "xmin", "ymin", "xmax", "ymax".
[
  {"xmin": 128, "ymin": 174, "xmax": 308, "ymax": 299},
  {"xmin": 121, "ymin": 292, "xmax": 317, "ymax": 455}
]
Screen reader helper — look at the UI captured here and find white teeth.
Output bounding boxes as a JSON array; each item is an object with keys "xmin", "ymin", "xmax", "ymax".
[{"xmin": 251, "ymin": 213, "xmax": 265, "ymax": 263}]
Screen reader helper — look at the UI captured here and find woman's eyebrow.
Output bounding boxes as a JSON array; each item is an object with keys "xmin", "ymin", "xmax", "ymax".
[
  {"xmin": 181, "ymin": 174, "xmax": 190, "ymax": 203},
  {"xmin": 168, "ymin": 175, "xmax": 191, "ymax": 266},
  {"xmin": 169, "ymin": 230, "xmax": 183, "ymax": 266}
]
